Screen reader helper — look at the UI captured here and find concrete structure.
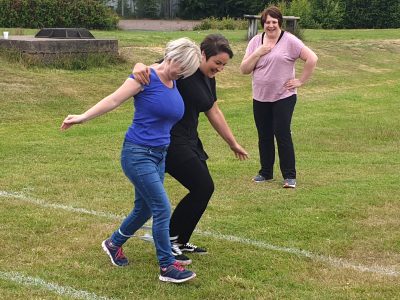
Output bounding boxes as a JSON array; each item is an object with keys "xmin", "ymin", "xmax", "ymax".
[{"xmin": 0, "ymin": 35, "xmax": 118, "ymax": 63}]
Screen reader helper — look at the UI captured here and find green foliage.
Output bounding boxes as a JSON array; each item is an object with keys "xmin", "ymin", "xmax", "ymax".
[
  {"xmin": 283, "ymin": 0, "xmax": 400, "ymax": 29},
  {"xmin": 136, "ymin": 0, "xmax": 160, "ymax": 18},
  {"xmin": 179, "ymin": 0, "xmax": 271, "ymax": 19},
  {"xmin": 341, "ymin": 0, "xmax": 400, "ymax": 29},
  {"xmin": 193, "ymin": 17, "xmax": 248, "ymax": 31},
  {"xmin": 285, "ymin": 0, "xmax": 317, "ymax": 28},
  {"xmin": 310, "ymin": 0, "xmax": 344, "ymax": 29},
  {"xmin": 0, "ymin": 0, "xmax": 119, "ymax": 29},
  {"xmin": 178, "ymin": 0, "xmax": 400, "ymax": 29}
]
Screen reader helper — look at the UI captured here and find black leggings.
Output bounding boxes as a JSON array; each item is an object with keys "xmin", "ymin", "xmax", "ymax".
[
  {"xmin": 253, "ymin": 94, "xmax": 297, "ymax": 179},
  {"xmin": 167, "ymin": 157, "xmax": 214, "ymax": 244}
]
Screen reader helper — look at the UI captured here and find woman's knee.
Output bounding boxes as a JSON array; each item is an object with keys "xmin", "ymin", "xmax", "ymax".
[
  {"xmin": 153, "ymin": 202, "xmax": 171, "ymax": 221},
  {"xmin": 193, "ymin": 178, "xmax": 214, "ymax": 201}
]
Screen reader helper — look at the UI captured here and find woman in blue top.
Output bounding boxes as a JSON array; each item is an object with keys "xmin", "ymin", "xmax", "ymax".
[
  {"xmin": 61, "ymin": 38, "xmax": 201, "ymax": 284},
  {"xmin": 133, "ymin": 35, "xmax": 248, "ymax": 264}
]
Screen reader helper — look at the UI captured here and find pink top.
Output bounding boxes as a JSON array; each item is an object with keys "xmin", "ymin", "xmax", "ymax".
[{"xmin": 245, "ymin": 32, "xmax": 304, "ymax": 102}]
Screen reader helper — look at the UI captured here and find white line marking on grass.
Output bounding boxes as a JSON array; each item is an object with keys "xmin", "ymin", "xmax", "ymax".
[
  {"xmin": 0, "ymin": 191, "xmax": 151, "ymax": 229},
  {"xmin": 197, "ymin": 230, "xmax": 399, "ymax": 277},
  {"xmin": 0, "ymin": 271, "xmax": 115, "ymax": 300},
  {"xmin": 0, "ymin": 191, "xmax": 125, "ymax": 220},
  {"xmin": 1, "ymin": 191, "xmax": 398, "ymax": 277}
]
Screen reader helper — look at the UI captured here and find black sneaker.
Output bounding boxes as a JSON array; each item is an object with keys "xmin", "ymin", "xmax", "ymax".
[
  {"xmin": 159, "ymin": 261, "xmax": 196, "ymax": 283},
  {"xmin": 252, "ymin": 174, "xmax": 274, "ymax": 183},
  {"xmin": 101, "ymin": 239, "xmax": 129, "ymax": 267},
  {"xmin": 171, "ymin": 243, "xmax": 192, "ymax": 265},
  {"xmin": 180, "ymin": 243, "xmax": 207, "ymax": 254}
]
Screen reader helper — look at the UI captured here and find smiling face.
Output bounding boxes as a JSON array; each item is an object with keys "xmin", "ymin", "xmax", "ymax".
[
  {"xmin": 264, "ymin": 15, "xmax": 281, "ymax": 38},
  {"xmin": 199, "ymin": 51, "xmax": 230, "ymax": 78}
]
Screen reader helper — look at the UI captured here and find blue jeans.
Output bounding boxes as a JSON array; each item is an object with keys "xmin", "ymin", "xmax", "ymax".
[{"xmin": 110, "ymin": 140, "xmax": 175, "ymax": 268}]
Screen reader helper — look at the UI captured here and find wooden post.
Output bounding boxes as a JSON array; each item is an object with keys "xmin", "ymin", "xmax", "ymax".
[
  {"xmin": 244, "ymin": 14, "xmax": 259, "ymax": 41},
  {"xmin": 283, "ymin": 16, "xmax": 300, "ymax": 33}
]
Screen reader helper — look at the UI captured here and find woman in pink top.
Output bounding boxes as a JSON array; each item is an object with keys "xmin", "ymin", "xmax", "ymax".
[{"xmin": 240, "ymin": 6, "xmax": 318, "ymax": 188}]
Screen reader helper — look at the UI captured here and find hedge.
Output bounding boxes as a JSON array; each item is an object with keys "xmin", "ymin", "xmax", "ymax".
[{"xmin": 0, "ymin": 0, "xmax": 119, "ymax": 29}]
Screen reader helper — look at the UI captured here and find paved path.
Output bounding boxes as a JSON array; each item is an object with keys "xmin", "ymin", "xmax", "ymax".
[{"xmin": 118, "ymin": 19, "xmax": 201, "ymax": 31}]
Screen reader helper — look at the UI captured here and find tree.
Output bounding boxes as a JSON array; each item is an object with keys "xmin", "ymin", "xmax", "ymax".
[
  {"xmin": 340, "ymin": 0, "xmax": 400, "ymax": 28},
  {"xmin": 136, "ymin": 0, "xmax": 160, "ymax": 18},
  {"xmin": 178, "ymin": 0, "xmax": 270, "ymax": 19},
  {"xmin": 311, "ymin": 0, "xmax": 344, "ymax": 29}
]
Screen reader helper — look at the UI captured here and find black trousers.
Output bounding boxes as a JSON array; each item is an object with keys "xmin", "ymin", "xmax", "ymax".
[
  {"xmin": 167, "ymin": 157, "xmax": 214, "ymax": 244},
  {"xmin": 253, "ymin": 94, "xmax": 297, "ymax": 180}
]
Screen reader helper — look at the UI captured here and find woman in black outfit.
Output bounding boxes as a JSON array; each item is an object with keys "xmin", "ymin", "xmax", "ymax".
[{"xmin": 133, "ymin": 34, "xmax": 248, "ymax": 262}]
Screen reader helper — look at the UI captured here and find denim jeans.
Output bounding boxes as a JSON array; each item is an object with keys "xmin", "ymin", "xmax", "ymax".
[{"xmin": 110, "ymin": 140, "xmax": 175, "ymax": 268}]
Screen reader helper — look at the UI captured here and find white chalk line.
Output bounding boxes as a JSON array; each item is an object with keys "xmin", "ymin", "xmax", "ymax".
[
  {"xmin": 197, "ymin": 231, "xmax": 399, "ymax": 277},
  {"xmin": 0, "ymin": 190, "xmax": 398, "ymax": 278},
  {"xmin": 0, "ymin": 270, "xmax": 115, "ymax": 300}
]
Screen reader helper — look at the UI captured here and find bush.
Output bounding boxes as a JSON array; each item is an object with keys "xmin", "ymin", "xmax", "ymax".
[
  {"xmin": 0, "ymin": 0, "xmax": 119, "ymax": 29},
  {"xmin": 285, "ymin": 0, "xmax": 317, "ymax": 28},
  {"xmin": 311, "ymin": 0, "xmax": 344, "ymax": 29},
  {"xmin": 193, "ymin": 17, "xmax": 248, "ymax": 31},
  {"xmin": 341, "ymin": 0, "xmax": 400, "ymax": 29},
  {"xmin": 136, "ymin": 0, "xmax": 160, "ymax": 18}
]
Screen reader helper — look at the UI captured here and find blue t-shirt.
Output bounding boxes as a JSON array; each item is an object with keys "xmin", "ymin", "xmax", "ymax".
[{"xmin": 125, "ymin": 69, "xmax": 184, "ymax": 147}]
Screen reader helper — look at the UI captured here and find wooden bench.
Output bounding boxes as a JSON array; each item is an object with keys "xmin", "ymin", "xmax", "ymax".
[{"xmin": 244, "ymin": 14, "xmax": 300, "ymax": 40}]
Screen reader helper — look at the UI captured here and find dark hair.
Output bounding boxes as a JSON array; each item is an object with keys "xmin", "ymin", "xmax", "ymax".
[
  {"xmin": 260, "ymin": 6, "xmax": 283, "ymax": 28},
  {"xmin": 200, "ymin": 34, "xmax": 233, "ymax": 60}
]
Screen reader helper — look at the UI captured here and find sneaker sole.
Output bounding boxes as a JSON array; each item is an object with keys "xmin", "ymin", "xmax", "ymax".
[
  {"xmin": 159, "ymin": 272, "xmax": 196, "ymax": 283},
  {"xmin": 101, "ymin": 240, "xmax": 128, "ymax": 267},
  {"xmin": 252, "ymin": 179, "xmax": 274, "ymax": 183},
  {"xmin": 283, "ymin": 184, "xmax": 296, "ymax": 188},
  {"xmin": 174, "ymin": 258, "xmax": 192, "ymax": 265},
  {"xmin": 180, "ymin": 249, "xmax": 208, "ymax": 255}
]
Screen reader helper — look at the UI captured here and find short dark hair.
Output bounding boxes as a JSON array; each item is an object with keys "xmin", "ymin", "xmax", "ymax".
[
  {"xmin": 200, "ymin": 34, "xmax": 233, "ymax": 60},
  {"xmin": 260, "ymin": 6, "xmax": 283, "ymax": 28}
]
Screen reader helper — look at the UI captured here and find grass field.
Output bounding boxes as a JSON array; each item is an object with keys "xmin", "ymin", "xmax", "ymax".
[{"xmin": 0, "ymin": 28, "xmax": 400, "ymax": 299}]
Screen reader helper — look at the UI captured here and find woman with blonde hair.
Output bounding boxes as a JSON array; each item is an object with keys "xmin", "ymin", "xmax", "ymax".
[
  {"xmin": 133, "ymin": 34, "xmax": 248, "ymax": 263},
  {"xmin": 61, "ymin": 38, "xmax": 201, "ymax": 283}
]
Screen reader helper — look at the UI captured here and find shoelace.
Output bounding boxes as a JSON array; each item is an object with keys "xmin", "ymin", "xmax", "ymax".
[
  {"xmin": 172, "ymin": 261, "xmax": 185, "ymax": 271},
  {"xmin": 116, "ymin": 247, "xmax": 126, "ymax": 259},
  {"xmin": 171, "ymin": 243, "xmax": 183, "ymax": 255},
  {"xmin": 184, "ymin": 243, "xmax": 198, "ymax": 250}
]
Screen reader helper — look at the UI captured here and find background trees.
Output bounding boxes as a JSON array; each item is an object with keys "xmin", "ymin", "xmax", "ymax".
[
  {"xmin": 177, "ymin": 0, "xmax": 399, "ymax": 29},
  {"xmin": 0, "ymin": 0, "xmax": 118, "ymax": 29},
  {"xmin": 1, "ymin": 0, "xmax": 398, "ymax": 29}
]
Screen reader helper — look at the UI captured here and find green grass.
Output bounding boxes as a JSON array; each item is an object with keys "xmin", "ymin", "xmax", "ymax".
[{"xmin": 0, "ymin": 28, "xmax": 399, "ymax": 299}]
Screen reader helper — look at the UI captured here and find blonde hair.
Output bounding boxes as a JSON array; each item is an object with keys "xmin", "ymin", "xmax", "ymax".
[{"xmin": 164, "ymin": 37, "xmax": 201, "ymax": 79}]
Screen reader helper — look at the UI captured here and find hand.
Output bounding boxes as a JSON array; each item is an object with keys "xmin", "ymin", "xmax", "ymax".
[
  {"xmin": 230, "ymin": 143, "xmax": 249, "ymax": 161},
  {"xmin": 255, "ymin": 45, "xmax": 271, "ymax": 58},
  {"xmin": 60, "ymin": 114, "xmax": 86, "ymax": 131},
  {"xmin": 132, "ymin": 63, "xmax": 150, "ymax": 85},
  {"xmin": 284, "ymin": 78, "xmax": 303, "ymax": 90}
]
